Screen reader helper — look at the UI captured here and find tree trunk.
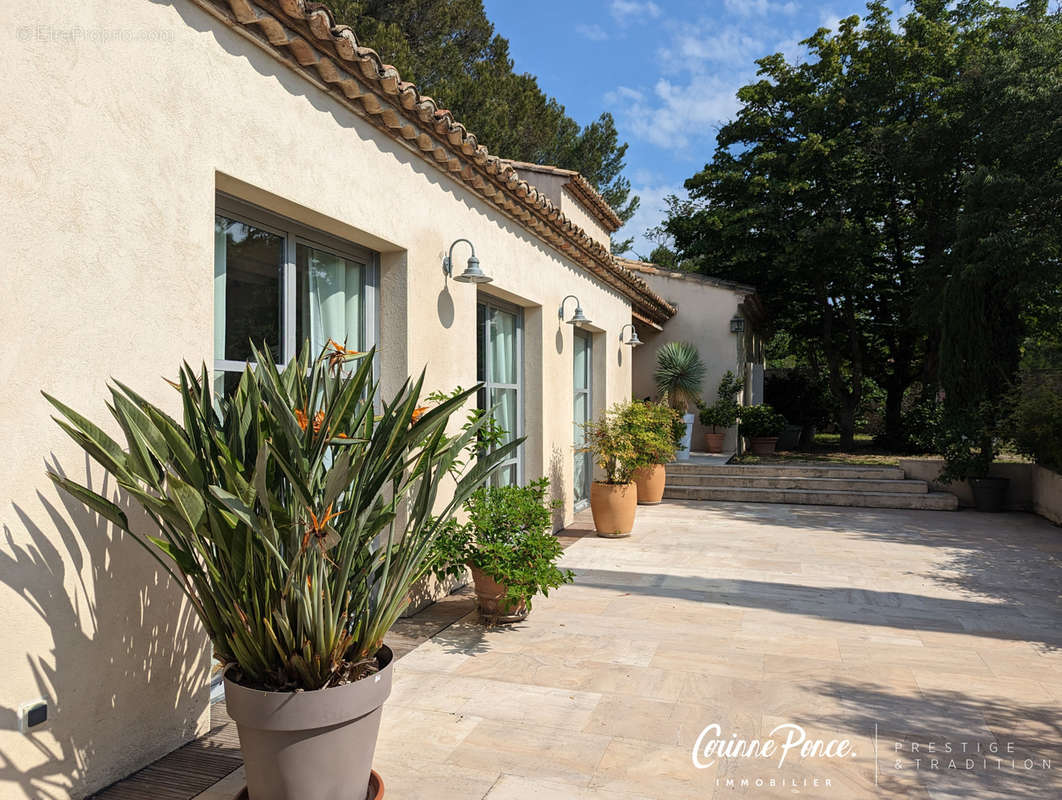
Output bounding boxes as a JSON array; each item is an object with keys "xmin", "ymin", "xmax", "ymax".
[
  {"xmin": 836, "ymin": 407, "xmax": 857, "ymax": 450},
  {"xmin": 881, "ymin": 380, "xmax": 906, "ymax": 450}
]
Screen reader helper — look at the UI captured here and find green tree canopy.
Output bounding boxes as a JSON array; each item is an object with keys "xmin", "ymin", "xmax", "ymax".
[
  {"xmin": 660, "ymin": 0, "xmax": 1061, "ymax": 449},
  {"xmin": 330, "ymin": 0, "xmax": 639, "ymax": 252}
]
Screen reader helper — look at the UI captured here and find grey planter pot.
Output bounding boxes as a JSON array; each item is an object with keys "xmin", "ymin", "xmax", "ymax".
[{"xmin": 224, "ymin": 646, "xmax": 394, "ymax": 800}]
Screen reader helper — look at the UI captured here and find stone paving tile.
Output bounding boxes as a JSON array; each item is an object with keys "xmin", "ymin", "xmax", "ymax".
[{"xmin": 194, "ymin": 501, "xmax": 1062, "ymax": 799}]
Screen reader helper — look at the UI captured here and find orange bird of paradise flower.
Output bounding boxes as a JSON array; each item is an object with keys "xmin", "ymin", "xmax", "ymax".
[
  {"xmin": 325, "ymin": 338, "xmax": 362, "ymax": 370},
  {"xmin": 294, "ymin": 407, "xmax": 326, "ymax": 434},
  {"xmin": 411, "ymin": 406, "xmax": 430, "ymax": 424},
  {"xmin": 302, "ymin": 504, "xmax": 347, "ymax": 554}
]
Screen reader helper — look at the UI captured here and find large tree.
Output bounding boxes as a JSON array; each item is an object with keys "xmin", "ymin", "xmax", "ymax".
[
  {"xmin": 329, "ymin": 0, "xmax": 639, "ymax": 251},
  {"xmin": 661, "ymin": 0, "xmax": 1059, "ymax": 448}
]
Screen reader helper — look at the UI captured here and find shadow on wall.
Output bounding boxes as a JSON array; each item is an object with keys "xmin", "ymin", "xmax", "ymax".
[{"xmin": 0, "ymin": 456, "xmax": 210, "ymax": 800}]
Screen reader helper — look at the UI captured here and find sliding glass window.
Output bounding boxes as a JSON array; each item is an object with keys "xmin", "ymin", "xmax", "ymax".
[{"xmin": 214, "ymin": 195, "xmax": 378, "ymax": 394}]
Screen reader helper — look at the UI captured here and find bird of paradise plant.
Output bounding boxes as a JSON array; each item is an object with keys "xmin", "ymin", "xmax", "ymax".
[{"xmin": 44, "ymin": 342, "xmax": 517, "ymax": 691}]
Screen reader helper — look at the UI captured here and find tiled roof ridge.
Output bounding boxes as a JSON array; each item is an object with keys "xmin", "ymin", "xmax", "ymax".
[
  {"xmin": 500, "ymin": 160, "xmax": 623, "ymax": 232},
  {"xmin": 191, "ymin": 0, "xmax": 673, "ymax": 321}
]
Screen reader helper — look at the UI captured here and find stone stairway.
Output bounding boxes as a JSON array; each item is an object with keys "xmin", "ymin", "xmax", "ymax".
[{"xmin": 663, "ymin": 462, "xmax": 959, "ymax": 510}]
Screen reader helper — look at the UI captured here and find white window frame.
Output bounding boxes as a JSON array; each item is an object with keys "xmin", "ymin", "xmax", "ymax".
[{"xmin": 214, "ymin": 193, "xmax": 379, "ymax": 383}]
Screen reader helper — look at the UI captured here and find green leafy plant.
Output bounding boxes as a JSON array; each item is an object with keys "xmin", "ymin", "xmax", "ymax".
[
  {"xmin": 44, "ymin": 342, "xmax": 518, "ymax": 692},
  {"xmin": 584, "ymin": 402, "xmax": 642, "ymax": 484},
  {"xmin": 1007, "ymin": 371, "xmax": 1062, "ymax": 472},
  {"xmin": 698, "ymin": 371, "xmax": 744, "ymax": 432},
  {"xmin": 429, "ymin": 478, "xmax": 573, "ymax": 614},
  {"xmin": 620, "ymin": 401, "xmax": 681, "ymax": 467},
  {"xmin": 654, "ymin": 342, "xmax": 706, "ymax": 412},
  {"xmin": 739, "ymin": 404, "xmax": 787, "ymax": 438}
]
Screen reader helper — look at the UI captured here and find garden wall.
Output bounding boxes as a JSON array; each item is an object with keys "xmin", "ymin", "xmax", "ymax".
[{"xmin": 899, "ymin": 459, "xmax": 1062, "ymax": 524}]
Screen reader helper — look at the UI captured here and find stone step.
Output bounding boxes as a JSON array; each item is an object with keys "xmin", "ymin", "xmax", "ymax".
[
  {"xmin": 662, "ymin": 485, "xmax": 959, "ymax": 511},
  {"xmin": 666, "ymin": 463, "xmax": 906, "ymax": 481},
  {"xmin": 665, "ymin": 475, "xmax": 929, "ymax": 493}
]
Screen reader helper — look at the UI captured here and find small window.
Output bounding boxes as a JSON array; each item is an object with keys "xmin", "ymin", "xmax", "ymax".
[{"xmin": 213, "ymin": 195, "xmax": 378, "ymax": 394}]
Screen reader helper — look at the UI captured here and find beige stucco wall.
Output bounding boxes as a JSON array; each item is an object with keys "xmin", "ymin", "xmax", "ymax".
[
  {"xmin": 631, "ymin": 272, "xmax": 751, "ymax": 452},
  {"xmin": 559, "ymin": 186, "xmax": 612, "ymax": 249},
  {"xmin": 0, "ymin": 1, "xmax": 633, "ymax": 797}
]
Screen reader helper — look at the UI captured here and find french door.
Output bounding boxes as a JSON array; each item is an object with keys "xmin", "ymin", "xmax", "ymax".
[
  {"xmin": 477, "ymin": 298, "xmax": 523, "ymax": 486},
  {"xmin": 573, "ymin": 329, "xmax": 593, "ymax": 508}
]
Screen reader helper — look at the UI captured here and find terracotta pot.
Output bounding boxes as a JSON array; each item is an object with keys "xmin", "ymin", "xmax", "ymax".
[
  {"xmin": 224, "ymin": 646, "xmax": 394, "ymax": 800},
  {"xmin": 703, "ymin": 432, "xmax": 725, "ymax": 453},
  {"xmin": 234, "ymin": 771, "xmax": 384, "ymax": 800},
  {"xmin": 590, "ymin": 481, "xmax": 637, "ymax": 537},
  {"xmin": 469, "ymin": 565, "xmax": 528, "ymax": 622},
  {"xmin": 747, "ymin": 436, "xmax": 779, "ymax": 456},
  {"xmin": 632, "ymin": 464, "xmax": 666, "ymax": 505}
]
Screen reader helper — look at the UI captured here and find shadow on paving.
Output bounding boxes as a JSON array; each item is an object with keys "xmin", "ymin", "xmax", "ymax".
[
  {"xmin": 567, "ymin": 567, "xmax": 1062, "ymax": 652},
  {"xmin": 804, "ymin": 679, "xmax": 1062, "ymax": 799}
]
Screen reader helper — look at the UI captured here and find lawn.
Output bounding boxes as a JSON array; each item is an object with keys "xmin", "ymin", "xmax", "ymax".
[{"xmin": 732, "ymin": 433, "xmax": 1030, "ymax": 467}]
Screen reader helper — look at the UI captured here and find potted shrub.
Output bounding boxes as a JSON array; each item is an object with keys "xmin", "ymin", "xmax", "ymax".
[
  {"xmin": 429, "ymin": 478, "xmax": 573, "ymax": 622},
  {"xmin": 698, "ymin": 371, "xmax": 743, "ymax": 453},
  {"xmin": 740, "ymin": 404, "xmax": 787, "ymax": 455},
  {"xmin": 624, "ymin": 402, "xmax": 681, "ymax": 504},
  {"xmin": 939, "ymin": 406, "xmax": 1009, "ymax": 512},
  {"xmin": 654, "ymin": 341, "xmax": 706, "ymax": 461},
  {"xmin": 43, "ymin": 342, "xmax": 517, "ymax": 800},
  {"xmin": 585, "ymin": 402, "xmax": 641, "ymax": 537}
]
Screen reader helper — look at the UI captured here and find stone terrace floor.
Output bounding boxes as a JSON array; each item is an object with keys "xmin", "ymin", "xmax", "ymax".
[{"xmin": 187, "ymin": 501, "xmax": 1062, "ymax": 799}]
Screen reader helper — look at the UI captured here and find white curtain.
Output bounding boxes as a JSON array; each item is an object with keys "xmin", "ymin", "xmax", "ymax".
[
  {"xmin": 490, "ymin": 309, "xmax": 516, "ymax": 385},
  {"xmin": 303, "ymin": 246, "xmax": 362, "ymax": 357}
]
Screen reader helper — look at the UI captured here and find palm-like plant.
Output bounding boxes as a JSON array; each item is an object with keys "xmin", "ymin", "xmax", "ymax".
[
  {"xmin": 654, "ymin": 341, "xmax": 707, "ymax": 412},
  {"xmin": 44, "ymin": 342, "xmax": 516, "ymax": 691}
]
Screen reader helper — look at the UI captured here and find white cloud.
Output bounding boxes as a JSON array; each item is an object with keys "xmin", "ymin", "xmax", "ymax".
[
  {"xmin": 611, "ymin": 71, "xmax": 745, "ymax": 150},
  {"xmin": 610, "ymin": 0, "xmax": 661, "ymax": 23},
  {"xmin": 666, "ymin": 26, "xmax": 765, "ymax": 65},
  {"xmin": 575, "ymin": 23, "xmax": 609, "ymax": 42},
  {"xmin": 723, "ymin": 0, "xmax": 799, "ymax": 17},
  {"xmin": 616, "ymin": 179, "xmax": 688, "ymax": 259}
]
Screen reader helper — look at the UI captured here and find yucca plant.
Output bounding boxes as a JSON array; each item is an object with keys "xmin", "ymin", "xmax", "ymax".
[
  {"xmin": 44, "ymin": 341, "xmax": 517, "ymax": 691},
  {"xmin": 654, "ymin": 341, "xmax": 707, "ymax": 412}
]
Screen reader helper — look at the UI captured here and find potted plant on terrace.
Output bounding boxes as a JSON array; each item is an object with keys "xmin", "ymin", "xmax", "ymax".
[
  {"xmin": 654, "ymin": 341, "xmax": 706, "ymax": 461},
  {"xmin": 585, "ymin": 402, "xmax": 641, "ymax": 537},
  {"xmin": 740, "ymin": 404, "xmax": 787, "ymax": 455},
  {"xmin": 43, "ymin": 342, "xmax": 516, "ymax": 800},
  {"xmin": 939, "ymin": 404, "xmax": 1009, "ymax": 512},
  {"xmin": 626, "ymin": 401, "xmax": 681, "ymax": 504},
  {"xmin": 429, "ymin": 478, "xmax": 573, "ymax": 622},
  {"xmin": 698, "ymin": 371, "xmax": 743, "ymax": 453}
]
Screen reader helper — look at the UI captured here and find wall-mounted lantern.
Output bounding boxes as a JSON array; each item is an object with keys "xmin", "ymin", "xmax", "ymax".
[
  {"xmin": 730, "ymin": 315, "xmax": 746, "ymax": 334},
  {"xmin": 619, "ymin": 323, "xmax": 642, "ymax": 347},
  {"xmin": 442, "ymin": 238, "xmax": 493, "ymax": 284},
  {"xmin": 559, "ymin": 295, "xmax": 591, "ymax": 326}
]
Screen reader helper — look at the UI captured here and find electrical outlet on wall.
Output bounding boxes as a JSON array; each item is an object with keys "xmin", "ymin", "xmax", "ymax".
[{"xmin": 18, "ymin": 699, "xmax": 48, "ymax": 733}]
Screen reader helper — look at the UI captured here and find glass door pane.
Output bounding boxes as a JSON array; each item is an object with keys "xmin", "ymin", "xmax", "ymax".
[
  {"xmin": 573, "ymin": 330, "xmax": 592, "ymax": 506},
  {"xmin": 477, "ymin": 300, "xmax": 522, "ymax": 487}
]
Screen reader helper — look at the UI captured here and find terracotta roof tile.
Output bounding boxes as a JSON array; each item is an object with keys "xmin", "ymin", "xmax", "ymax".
[
  {"xmin": 189, "ymin": 0, "xmax": 673, "ymax": 323},
  {"xmin": 501, "ymin": 160, "xmax": 623, "ymax": 233}
]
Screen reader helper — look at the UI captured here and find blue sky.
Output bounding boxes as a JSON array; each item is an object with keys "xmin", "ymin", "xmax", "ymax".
[{"xmin": 477, "ymin": 0, "xmax": 952, "ymax": 257}]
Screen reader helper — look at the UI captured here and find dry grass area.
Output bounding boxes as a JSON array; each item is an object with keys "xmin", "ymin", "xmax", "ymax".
[{"xmin": 733, "ymin": 433, "xmax": 1031, "ymax": 468}]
